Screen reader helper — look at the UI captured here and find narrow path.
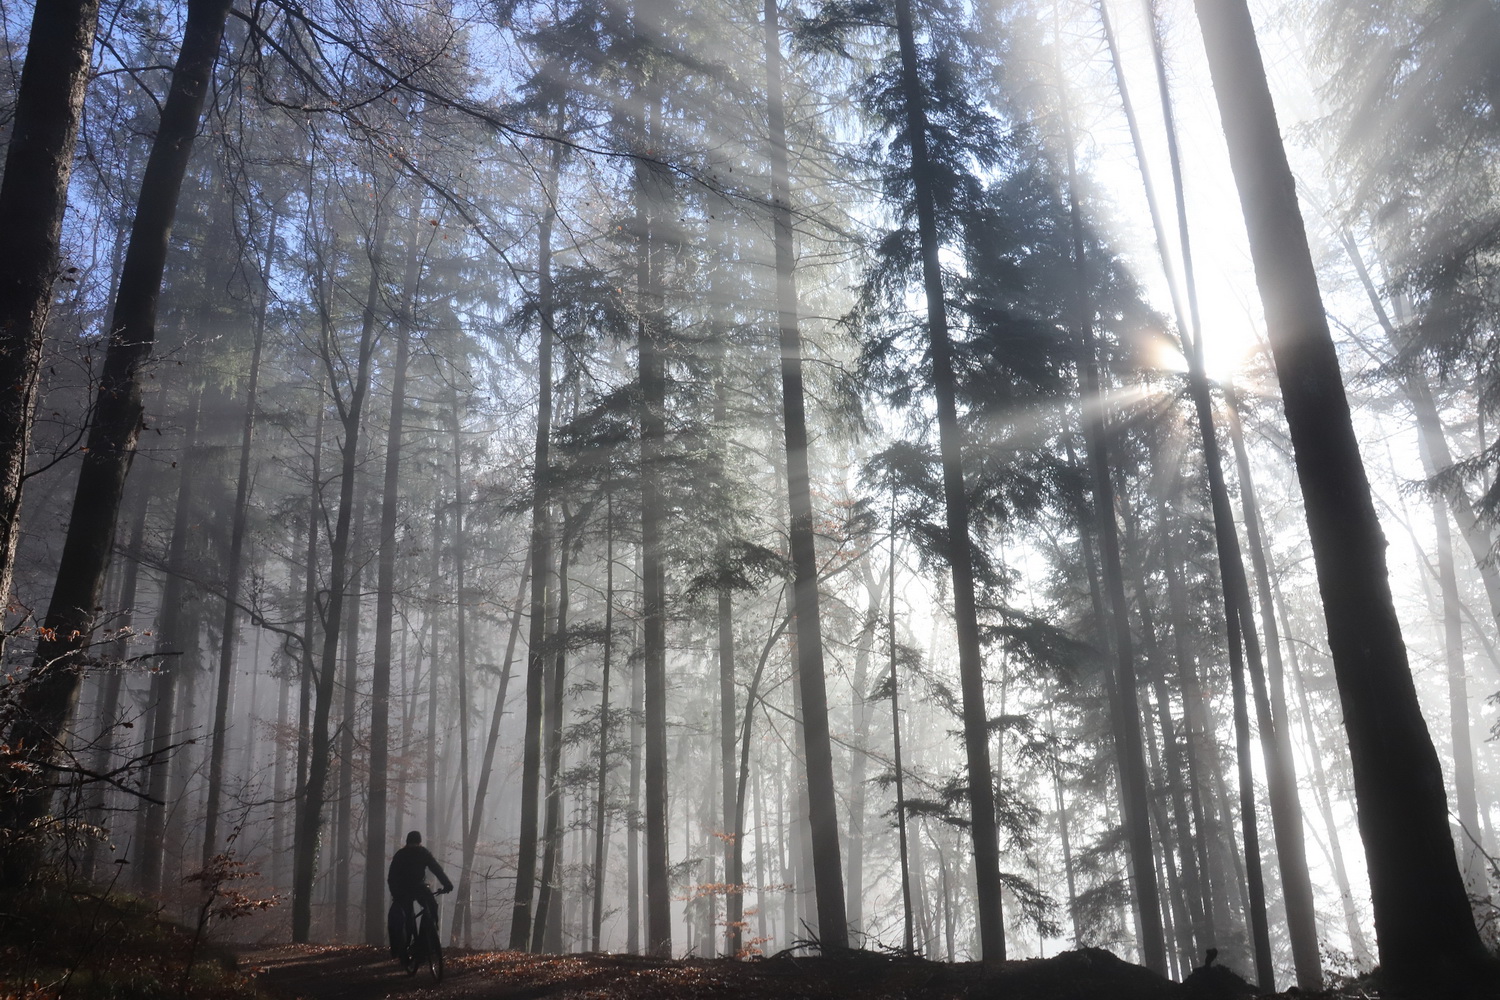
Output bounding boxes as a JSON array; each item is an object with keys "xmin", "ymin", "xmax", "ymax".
[
  {"xmin": 238, "ymin": 944, "xmax": 490, "ymax": 1000},
  {"xmin": 236, "ymin": 942, "xmax": 1223, "ymax": 1000}
]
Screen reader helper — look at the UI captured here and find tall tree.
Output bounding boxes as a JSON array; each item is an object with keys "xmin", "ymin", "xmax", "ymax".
[
  {"xmin": 764, "ymin": 0, "xmax": 849, "ymax": 951},
  {"xmin": 291, "ymin": 200, "xmax": 387, "ymax": 942},
  {"xmin": 364, "ymin": 201, "xmax": 424, "ymax": 943},
  {"xmin": 0, "ymin": 0, "xmax": 101, "ymax": 633},
  {"xmin": 1, "ymin": 0, "xmax": 236, "ymax": 862},
  {"xmin": 135, "ymin": 386, "xmax": 204, "ymax": 892},
  {"xmin": 1052, "ymin": 14, "xmax": 1166, "ymax": 973},
  {"xmin": 203, "ymin": 210, "xmax": 277, "ymax": 866},
  {"xmin": 511, "ymin": 135, "xmax": 562, "ymax": 951},
  {"xmin": 1194, "ymin": 0, "xmax": 1494, "ymax": 986},
  {"xmin": 636, "ymin": 83, "xmax": 673, "ymax": 961},
  {"xmin": 888, "ymin": 0, "xmax": 1005, "ymax": 958}
]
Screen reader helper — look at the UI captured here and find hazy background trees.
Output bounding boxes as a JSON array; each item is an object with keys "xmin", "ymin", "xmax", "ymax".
[{"xmin": 1, "ymin": 0, "xmax": 1497, "ymax": 992}]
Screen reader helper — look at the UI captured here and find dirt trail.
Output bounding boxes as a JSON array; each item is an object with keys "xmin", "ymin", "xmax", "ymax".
[
  {"xmin": 237, "ymin": 945, "xmax": 729, "ymax": 1000},
  {"xmin": 234, "ymin": 944, "xmax": 976, "ymax": 1000},
  {"xmin": 236, "ymin": 942, "xmax": 1270, "ymax": 1000},
  {"xmin": 237, "ymin": 944, "xmax": 494, "ymax": 1000}
]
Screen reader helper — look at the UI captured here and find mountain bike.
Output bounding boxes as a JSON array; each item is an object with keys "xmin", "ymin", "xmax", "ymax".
[{"xmin": 399, "ymin": 887, "xmax": 449, "ymax": 982}]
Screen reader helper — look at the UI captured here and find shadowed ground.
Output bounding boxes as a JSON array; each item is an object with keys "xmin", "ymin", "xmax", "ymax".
[{"xmin": 237, "ymin": 944, "xmax": 1287, "ymax": 1000}]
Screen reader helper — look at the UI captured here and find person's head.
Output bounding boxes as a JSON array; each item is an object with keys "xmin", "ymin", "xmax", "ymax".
[{"xmin": 406, "ymin": 830, "xmax": 422, "ymax": 846}]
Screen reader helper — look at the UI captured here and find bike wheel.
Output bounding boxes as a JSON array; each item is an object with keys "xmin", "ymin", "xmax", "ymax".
[
  {"xmin": 402, "ymin": 929, "xmax": 420, "ymax": 977},
  {"xmin": 425, "ymin": 925, "xmax": 443, "ymax": 983}
]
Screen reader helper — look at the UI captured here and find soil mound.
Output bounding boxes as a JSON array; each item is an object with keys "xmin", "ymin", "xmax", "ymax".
[{"xmin": 974, "ymin": 947, "xmax": 1182, "ymax": 1000}]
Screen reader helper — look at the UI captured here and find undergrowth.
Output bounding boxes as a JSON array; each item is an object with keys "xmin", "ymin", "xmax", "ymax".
[{"xmin": 0, "ymin": 879, "xmax": 269, "ymax": 1000}]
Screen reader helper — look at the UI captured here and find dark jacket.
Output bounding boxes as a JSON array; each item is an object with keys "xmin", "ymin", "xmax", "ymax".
[{"xmin": 387, "ymin": 844, "xmax": 453, "ymax": 896}]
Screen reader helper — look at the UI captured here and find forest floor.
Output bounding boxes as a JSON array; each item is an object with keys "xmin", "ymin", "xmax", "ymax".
[
  {"xmin": 236, "ymin": 943, "xmax": 1363, "ymax": 1000},
  {"xmin": 0, "ymin": 879, "xmax": 1408, "ymax": 1000},
  {"xmin": 1, "ymin": 879, "xmax": 1468, "ymax": 999}
]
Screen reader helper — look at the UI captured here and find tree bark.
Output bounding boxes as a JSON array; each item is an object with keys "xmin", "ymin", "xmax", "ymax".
[
  {"xmin": 1138, "ymin": 1, "xmax": 1316, "ymax": 980},
  {"xmin": 710, "ymin": 375, "xmax": 742, "ymax": 957},
  {"xmin": 135, "ymin": 387, "xmax": 204, "ymax": 894},
  {"xmin": 84, "ymin": 471, "xmax": 151, "ymax": 877},
  {"xmin": 1221, "ymin": 396, "xmax": 1325, "ymax": 986},
  {"xmin": 296, "ymin": 385, "xmax": 326, "ymax": 828},
  {"xmin": 364, "ymin": 203, "xmax": 424, "ymax": 943},
  {"xmin": 888, "ymin": 495, "xmax": 915, "ymax": 953},
  {"xmin": 511, "ymin": 136, "xmax": 562, "ymax": 950},
  {"xmin": 1339, "ymin": 235, "xmax": 1490, "ymax": 898},
  {"xmin": 1, "ymin": 0, "xmax": 234, "ymax": 858},
  {"xmin": 203, "ymin": 215, "xmax": 275, "ymax": 865},
  {"xmin": 291, "ymin": 210, "xmax": 385, "ymax": 943},
  {"xmin": 764, "ymin": 0, "xmax": 848, "ymax": 951},
  {"xmin": 890, "ymin": 0, "xmax": 1004, "ymax": 959},
  {"xmin": 1053, "ymin": 23, "xmax": 1166, "ymax": 967},
  {"xmin": 448, "ymin": 397, "xmax": 475, "ymax": 936},
  {"xmin": 533, "ymin": 513, "xmax": 573, "ymax": 948},
  {"xmin": 591, "ymin": 491, "xmax": 616, "ymax": 952},
  {"xmin": 0, "ymin": 0, "xmax": 101, "ymax": 633},
  {"xmin": 1193, "ymin": 0, "xmax": 1490, "ymax": 983},
  {"xmin": 456, "ymin": 555, "xmax": 530, "ymax": 942},
  {"xmin": 333, "ymin": 532, "xmax": 364, "ymax": 940},
  {"xmin": 628, "ymin": 602, "xmax": 643, "ymax": 954},
  {"xmin": 637, "ymin": 94, "xmax": 673, "ymax": 960},
  {"xmin": 1275, "ymin": 574, "xmax": 1374, "ymax": 963}
]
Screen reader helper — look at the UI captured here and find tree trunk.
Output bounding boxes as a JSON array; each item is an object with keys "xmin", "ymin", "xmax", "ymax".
[
  {"xmin": 203, "ymin": 217, "xmax": 275, "ymax": 865},
  {"xmin": 637, "ymin": 95, "xmax": 673, "ymax": 959},
  {"xmin": 422, "ymin": 511, "xmax": 444, "ymax": 854},
  {"xmin": 533, "ymin": 514, "xmax": 573, "ymax": 948},
  {"xmin": 291, "ymin": 213, "xmax": 385, "ymax": 943},
  {"xmin": 167, "ymin": 584, "xmax": 204, "ymax": 876},
  {"xmin": 1275, "ymin": 574, "xmax": 1373, "ymax": 963},
  {"xmin": 732, "ymin": 598, "xmax": 791, "ymax": 950},
  {"xmin": 843, "ymin": 559, "xmax": 882, "ymax": 939},
  {"xmin": 591, "ymin": 491, "xmax": 616, "ymax": 952},
  {"xmin": 448, "ymin": 399, "xmax": 474, "ymax": 933},
  {"xmin": 1134, "ymin": 2, "xmax": 1320, "ymax": 980},
  {"xmin": 763, "ymin": 0, "xmax": 848, "ymax": 951},
  {"xmin": 889, "ymin": 495, "xmax": 915, "ymax": 953},
  {"xmin": 0, "ymin": 0, "xmax": 100, "ymax": 633},
  {"xmin": 364, "ymin": 203, "xmax": 424, "ymax": 943},
  {"xmin": 135, "ymin": 387, "xmax": 204, "ymax": 894},
  {"xmin": 1, "ymin": 0, "xmax": 234, "ymax": 858},
  {"xmin": 456, "ymin": 556, "xmax": 530, "ymax": 941},
  {"xmin": 1221, "ymin": 395, "xmax": 1327, "ymax": 987},
  {"xmin": 1141, "ymin": 682, "xmax": 1195, "ymax": 971},
  {"xmin": 1429, "ymin": 474, "xmax": 1485, "ymax": 892},
  {"xmin": 711, "ymin": 366, "xmax": 741, "ymax": 958},
  {"xmin": 85, "ymin": 472, "xmax": 151, "ymax": 877},
  {"xmin": 274, "ymin": 629, "xmax": 293, "ymax": 887},
  {"xmin": 628, "ymin": 605, "xmax": 643, "ymax": 954},
  {"xmin": 1053, "ymin": 27, "xmax": 1165, "ymax": 968},
  {"xmin": 512, "ymin": 136, "xmax": 562, "ymax": 950},
  {"xmin": 296, "ymin": 384, "xmax": 326, "ymax": 840},
  {"xmin": 1126, "ymin": 511, "xmax": 1204, "ymax": 967},
  {"xmin": 334, "ymin": 537, "xmax": 364, "ymax": 940},
  {"xmin": 1193, "ymin": 0, "xmax": 1490, "ymax": 984},
  {"xmin": 890, "ymin": 0, "xmax": 1004, "ymax": 959},
  {"xmin": 1160, "ymin": 497, "xmax": 1247, "ymax": 959}
]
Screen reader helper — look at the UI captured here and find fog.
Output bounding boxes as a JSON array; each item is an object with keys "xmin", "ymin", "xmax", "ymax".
[{"xmin": 1, "ymin": 0, "xmax": 1496, "ymax": 993}]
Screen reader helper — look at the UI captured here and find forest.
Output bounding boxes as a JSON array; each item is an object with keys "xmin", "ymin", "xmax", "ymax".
[{"xmin": 0, "ymin": 0, "xmax": 1498, "ymax": 997}]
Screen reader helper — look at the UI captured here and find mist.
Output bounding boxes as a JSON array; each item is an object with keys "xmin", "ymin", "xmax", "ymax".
[{"xmin": 0, "ymin": 0, "xmax": 1497, "ymax": 997}]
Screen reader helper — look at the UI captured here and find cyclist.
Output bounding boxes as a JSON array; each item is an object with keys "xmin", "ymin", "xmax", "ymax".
[{"xmin": 387, "ymin": 830, "xmax": 453, "ymax": 957}]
